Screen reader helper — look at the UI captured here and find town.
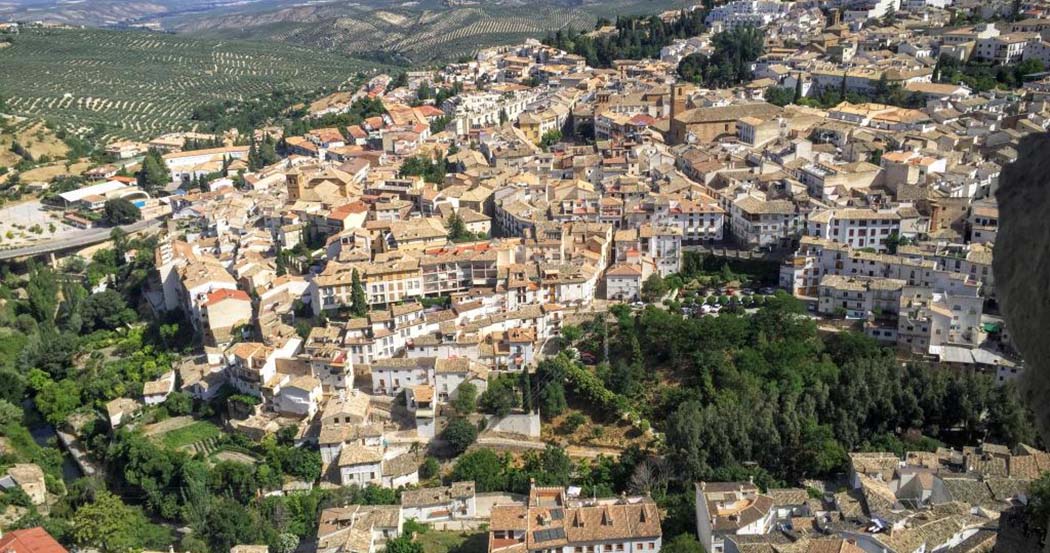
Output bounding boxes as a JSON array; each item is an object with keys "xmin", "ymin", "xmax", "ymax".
[{"xmin": 1, "ymin": 1, "xmax": 1050, "ymax": 553}]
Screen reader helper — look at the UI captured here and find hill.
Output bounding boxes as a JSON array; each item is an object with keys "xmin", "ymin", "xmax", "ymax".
[
  {"xmin": 165, "ymin": 0, "xmax": 699, "ymax": 65},
  {"xmin": 0, "ymin": 28, "xmax": 383, "ymax": 140}
]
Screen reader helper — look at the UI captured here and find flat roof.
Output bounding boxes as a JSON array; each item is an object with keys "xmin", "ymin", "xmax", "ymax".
[{"xmin": 58, "ymin": 180, "xmax": 128, "ymax": 203}]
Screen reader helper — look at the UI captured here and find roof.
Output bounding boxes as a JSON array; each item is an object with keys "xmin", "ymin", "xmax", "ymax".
[
  {"xmin": 401, "ymin": 481, "xmax": 475, "ymax": 508},
  {"xmin": 57, "ymin": 180, "xmax": 128, "ymax": 203},
  {"xmin": 0, "ymin": 528, "xmax": 68, "ymax": 553},
  {"xmin": 338, "ymin": 445, "xmax": 383, "ymax": 467},
  {"xmin": 674, "ymin": 103, "xmax": 782, "ymax": 124},
  {"xmin": 203, "ymin": 288, "xmax": 251, "ymax": 307}
]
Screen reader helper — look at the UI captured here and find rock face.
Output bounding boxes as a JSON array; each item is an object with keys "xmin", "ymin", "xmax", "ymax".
[{"xmin": 994, "ymin": 132, "xmax": 1050, "ymax": 443}]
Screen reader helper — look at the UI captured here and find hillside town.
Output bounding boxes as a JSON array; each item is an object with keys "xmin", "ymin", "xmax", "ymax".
[{"xmin": 2, "ymin": 1, "xmax": 1050, "ymax": 553}]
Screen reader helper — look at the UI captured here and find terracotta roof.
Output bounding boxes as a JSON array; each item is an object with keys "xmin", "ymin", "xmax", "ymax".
[
  {"xmin": 203, "ymin": 288, "xmax": 251, "ymax": 307},
  {"xmin": 0, "ymin": 528, "xmax": 68, "ymax": 553}
]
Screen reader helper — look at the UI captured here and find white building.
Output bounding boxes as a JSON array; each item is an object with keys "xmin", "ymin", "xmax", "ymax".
[{"xmin": 706, "ymin": 0, "xmax": 794, "ymax": 30}]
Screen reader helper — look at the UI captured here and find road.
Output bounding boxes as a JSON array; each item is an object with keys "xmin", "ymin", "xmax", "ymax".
[{"xmin": 0, "ymin": 219, "xmax": 162, "ymax": 260}]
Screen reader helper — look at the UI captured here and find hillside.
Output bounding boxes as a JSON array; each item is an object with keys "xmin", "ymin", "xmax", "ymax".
[
  {"xmin": 166, "ymin": 0, "xmax": 699, "ymax": 65},
  {"xmin": 0, "ymin": 28, "xmax": 383, "ymax": 140},
  {"xmin": 0, "ymin": 118, "xmax": 69, "ymax": 170}
]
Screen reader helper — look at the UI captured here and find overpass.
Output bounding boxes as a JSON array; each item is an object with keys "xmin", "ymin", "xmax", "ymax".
[{"xmin": 0, "ymin": 219, "xmax": 163, "ymax": 263}]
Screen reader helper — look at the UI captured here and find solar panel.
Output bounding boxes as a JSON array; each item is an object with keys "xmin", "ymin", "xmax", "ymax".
[
  {"xmin": 550, "ymin": 509, "xmax": 564, "ymax": 520},
  {"xmin": 550, "ymin": 528, "xmax": 565, "ymax": 540}
]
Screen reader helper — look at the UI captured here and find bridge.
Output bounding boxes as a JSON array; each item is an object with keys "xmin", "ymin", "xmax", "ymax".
[{"xmin": 0, "ymin": 219, "xmax": 163, "ymax": 263}]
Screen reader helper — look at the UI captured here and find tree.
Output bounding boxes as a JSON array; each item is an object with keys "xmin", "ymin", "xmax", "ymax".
[
  {"xmin": 350, "ymin": 269, "xmax": 368, "ymax": 317},
  {"xmin": 1027, "ymin": 472, "xmax": 1050, "ymax": 539},
  {"xmin": 386, "ymin": 536, "xmax": 423, "ymax": 553},
  {"xmin": 0, "ymin": 368, "xmax": 26, "ymax": 404},
  {"xmin": 540, "ymin": 130, "xmax": 563, "ymax": 150},
  {"xmin": 794, "ymin": 73, "xmax": 804, "ymax": 102},
  {"xmin": 419, "ymin": 457, "xmax": 441, "ymax": 480},
  {"xmin": 103, "ymin": 198, "xmax": 141, "ymax": 226},
  {"xmin": 540, "ymin": 382, "xmax": 567, "ymax": 418},
  {"xmin": 479, "ymin": 376, "xmax": 518, "ymax": 417},
  {"xmin": 26, "ymin": 264, "xmax": 59, "ymax": 324},
  {"xmin": 274, "ymin": 533, "xmax": 299, "ymax": 553},
  {"xmin": 765, "ymin": 86, "xmax": 794, "ymax": 107},
  {"xmin": 560, "ymin": 324, "xmax": 582, "ymax": 344},
  {"xmin": 661, "ymin": 535, "xmax": 704, "ymax": 553},
  {"xmin": 162, "ymin": 391, "xmax": 193, "ymax": 416},
  {"xmin": 641, "ymin": 274, "xmax": 667, "ymax": 303},
  {"xmin": 138, "ymin": 150, "xmax": 169, "ymax": 191},
  {"xmin": 200, "ymin": 497, "xmax": 266, "ymax": 553},
  {"xmin": 81, "ymin": 290, "xmax": 136, "ymax": 331},
  {"xmin": 451, "ymin": 381, "xmax": 478, "ymax": 414},
  {"xmin": 451, "ymin": 449, "xmax": 506, "ymax": 492},
  {"xmin": 443, "ymin": 417, "xmax": 478, "ymax": 455},
  {"xmin": 446, "ymin": 212, "xmax": 471, "ymax": 242},
  {"xmin": 35, "ymin": 378, "xmax": 81, "ymax": 425},
  {"xmin": 73, "ymin": 490, "xmax": 170, "ymax": 553}
]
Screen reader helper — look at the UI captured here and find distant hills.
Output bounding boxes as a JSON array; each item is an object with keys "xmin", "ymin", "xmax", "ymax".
[{"xmin": 0, "ymin": 0, "xmax": 698, "ymax": 65}]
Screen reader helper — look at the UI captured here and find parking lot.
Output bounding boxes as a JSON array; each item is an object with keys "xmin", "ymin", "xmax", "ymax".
[{"xmin": 0, "ymin": 200, "xmax": 80, "ymax": 248}]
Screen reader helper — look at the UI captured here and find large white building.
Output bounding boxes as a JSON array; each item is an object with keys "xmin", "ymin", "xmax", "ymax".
[{"xmin": 705, "ymin": 0, "xmax": 794, "ymax": 30}]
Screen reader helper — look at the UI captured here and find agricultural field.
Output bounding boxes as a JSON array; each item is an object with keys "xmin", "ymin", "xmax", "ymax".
[
  {"xmin": 169, "ymin": 0, "xmax": 699, "ymax": 65},
  {"xmin": 143, "ymin": 416, "xmax": 224, "ymax": 451},
  {"xmin": 0, "ymin": 28, "xmax": 383, "ymax": 141}
]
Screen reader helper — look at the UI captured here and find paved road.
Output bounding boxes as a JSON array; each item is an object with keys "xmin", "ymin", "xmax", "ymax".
[{"xmin": 0, "ymin": 219, "xmax": 161, "ymax": 260}]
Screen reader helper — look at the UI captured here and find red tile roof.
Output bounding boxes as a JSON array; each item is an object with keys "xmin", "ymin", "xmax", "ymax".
[
  {"xmin": 203, "ymin": 288, "xmax": 251, "ymax": 307},
  {"xmin": 0, "ymin": 528, "xmax": 68, "ymax": 553}
]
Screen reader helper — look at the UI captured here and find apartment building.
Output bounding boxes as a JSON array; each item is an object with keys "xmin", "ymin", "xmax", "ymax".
[
  {"xmin": 806, "ymin": 208, "xmax": 906, "ymax": 252},
  {"xmin": 817, "ymin": 275, "xmax": 906, "ymax": 319},
  {"xmin": 897, "ymin": 286, "xmax": 984, "ymax": 355},
  {"xmin": 728, "ymin": 195, "xmax": 801, "ymax": 248}
]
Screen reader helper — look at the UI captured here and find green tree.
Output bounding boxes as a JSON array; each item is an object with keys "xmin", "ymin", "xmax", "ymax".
[
  {"xmin": 560, "ymin": 324, "xmax": 582, "ymax": 344},
  {"xmin": 540, "ymin": 129, "xmax": 563, "ymax": 150},
  {"xmin": 103, "ymin": 198, "xmax": 142, "ymax": 226},
  {"xmin": 138, "ymin": 150, "xmax": 169, "ymax": 191},
  {"xmin": 386, "ymin": 536, "xmax": 423, "ymax": 553},
  {"xmin": 479, "ymin": 376, "xmax": 518, "ymax": 417},
  {"xmin": 765, "ymin": 86, "xmax": 795, "ymax": 107},
  {"xmin": 446, "ymin": 212, "xmax": 471, "ymax": 242},
  {"xmin": 72, "ymin": 490, "xmax": 170, "ymax": 553},
  {"xmin": 443, "ymin": 417, "xmax": 478, "ymax": 455},
  {"xmin": 451, "ymin": 381, "xmax": 478, "ymax": 414},
  {"xmin": 451, "ymin": 449, "xmax": 506, "ymax": 492},
  {"xmin": 641, "ymin": 273, "xmax": 667, "ymax": 303},
  {"xmin": 419, "ymin": 457, "xmax": 441, "ymax": 480},
  {"xmin": 350, "ymin": 269, "xmax": 368, "ymax": 317},
  {"xmin": 540, "ymin": 382, "xmax": 567, "ymax": 418},
  {"xmin": 35, "ymin": 378, "xmax": 81, "ymax": 425},
  {"xmin": 1027, "ymin": 472, "xmax": 1050, "ymax": 538},
  {"xmin": 661, "ymin": 535, "xmax": 704, "ymax": 553},
  {"xmin": 81, "ymin": 290, "xmax": 136, "ymax": 331}
]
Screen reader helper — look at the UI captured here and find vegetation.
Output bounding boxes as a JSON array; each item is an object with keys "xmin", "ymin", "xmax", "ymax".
[
  {"xmin": 0, "ymin": 28, "xmax": 382, "ymax": 140},
  {"xmin": 399, "ymin": 155, "xmax": 448, "ymax": 185},
  {"xmin": 182, "ymin": 0, "xmax": 702, "ymax": 65},
  {"xmin": 443, "ymin": 418, "xmax": 479, "ymax": 456},
  {"xmin": 155, "ymin": 420, "xmax": 222, "ymax": 450},
  {"xmin": 102, "ymin": 198, "xmax": 141, "ymax": 226},
  {"xmin": 543, "ymin": 11, "xmax": 707, "ymax": 68},
  {"xmin": 934, "ymin": 55, "xmax": 1045, "ymax": 93},
  {"xmin": 676, "ymin": 27, "xmax": 765, "ymax": 88}
]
